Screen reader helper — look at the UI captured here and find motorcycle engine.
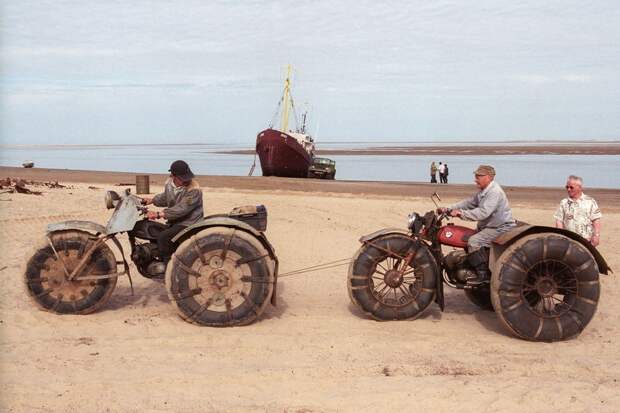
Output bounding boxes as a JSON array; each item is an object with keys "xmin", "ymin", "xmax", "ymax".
[
  {"xmin": 132, "ymin": 242, "xmax": 161, "ymax": 277},
  {"xmin": 444, "ymin": 250, "xmax": 476, "ymax": 284}
]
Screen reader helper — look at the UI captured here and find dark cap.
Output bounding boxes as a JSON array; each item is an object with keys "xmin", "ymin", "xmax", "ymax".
[
  {"xmin": 169, "ymin": 160, "xmax": 195, "ymax": 182},
  {"xmin": 473, "ymin": 165, "xmax": 496, "ymax": 176}
]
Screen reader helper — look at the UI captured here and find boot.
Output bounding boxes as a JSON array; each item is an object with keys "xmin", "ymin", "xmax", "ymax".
[{"xmin": 466, "ymin": 247, "xmax": 491, "ymax": 286}]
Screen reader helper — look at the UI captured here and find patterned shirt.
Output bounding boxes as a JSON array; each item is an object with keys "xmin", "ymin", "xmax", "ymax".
[{"xmin": 554, "ymin": 194, "xmax": 602, "ymax": 240}]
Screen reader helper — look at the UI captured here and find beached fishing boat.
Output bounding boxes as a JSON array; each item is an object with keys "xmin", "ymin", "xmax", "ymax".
[{"xmin": 256, "ymin": 66, "xmax": 315, "ymax": 178}]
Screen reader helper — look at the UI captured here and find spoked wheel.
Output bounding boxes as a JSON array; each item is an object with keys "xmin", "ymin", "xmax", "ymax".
[
  {"xmin": 24, "ymin": 230, "xmax": 118, "ymax": 315},
  {"xmin": 465, "ymin": 285, "xmax": 493, "ymax": 311},
  {"xmin": 166, "ymin": 227, "xmax": 274, "ymax": 327},
  {"xmin": 348, "ymin": 233, "xmax": 438, "ymax": 320},
  {"xmin": 491, "ymin": 234, "xmax": 600, "ymax": 341}
]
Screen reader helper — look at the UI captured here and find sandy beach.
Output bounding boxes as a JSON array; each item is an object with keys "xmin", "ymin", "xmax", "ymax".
[{"xmin": 0, "ymin": 168, "xmax": 618, "ymax": 412}]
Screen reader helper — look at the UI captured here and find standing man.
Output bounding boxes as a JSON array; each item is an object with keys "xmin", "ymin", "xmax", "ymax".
[
  {"xmin": 443, "ymin": 163, "xmax": 449, "ymax": 184},
  {"xmin": 430, "ymin": 161, "xmax": 438, "ymax": 183},
  {"xmin": 438, "ymin": 162, "xmax": 446, "ymax": 184},
  {"xmin": 142, "ymin": 160, "xmax": 204, "ymax": 268},
  {"xmin": 554, "ymin": 175, "xmax": 602, "ymax": 247},
  {"xmin": 443, "ymin": 165, "xmax": 516, "ymax": 285}
]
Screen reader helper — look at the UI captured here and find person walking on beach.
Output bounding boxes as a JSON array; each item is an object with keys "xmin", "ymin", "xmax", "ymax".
[
  {"xmin": 430, "ymin": 161, "xmax": 438, "ymax": 183},
  {"xmin": 438, "ymin": 162, "xmax": 446, "ymax": 184},
  {"xmin": 554, "ymin": 175, "xmax": 602, "ymax": 247},
  {"xmin": 141, "ymin": 160, "xmax": 204, "ymax": 266},
  {"xmin": 443, "ymin": 163, "xmax": 449, "ymax": 184},
  {"xmin": 440, "ymin": 165, "xmax": 516, "ymax": 286}
]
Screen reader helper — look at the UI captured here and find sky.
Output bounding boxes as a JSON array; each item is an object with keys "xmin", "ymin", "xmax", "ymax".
[{"xmin": 1, "ymin": 0, "xmax": 619, "ymax": 145}]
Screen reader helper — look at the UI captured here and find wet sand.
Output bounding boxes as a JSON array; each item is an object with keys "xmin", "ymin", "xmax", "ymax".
[{"xmin": 2, "ymin": 166, "xmax": 619, "ymax": 211}]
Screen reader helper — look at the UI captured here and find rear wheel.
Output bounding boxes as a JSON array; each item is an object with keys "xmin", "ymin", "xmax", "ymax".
[
  {"xmin": 166, "ymin": 227, "xmax": 274, "ymax": 327},
  {"xmin": 25, "ymin": 230, "xmax": 117, "ymax": 315},
  {"xmin": 348, "ymin": 234, "xmax": 438, "ymax": 320},
  {"xmin": 491, "ymin": 234, "xmax": 600, "ymax": 341}
]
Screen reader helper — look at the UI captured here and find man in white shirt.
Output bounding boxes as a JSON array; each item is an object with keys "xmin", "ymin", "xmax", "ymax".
[{"xmin": 554, "ymin": 175, "xmax": 602, "ymax": 247}]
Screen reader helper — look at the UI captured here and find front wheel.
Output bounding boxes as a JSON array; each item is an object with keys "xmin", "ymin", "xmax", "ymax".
[
  {"xmin": 25, "ymin": 230, "xmax": 118, "ymax": 315},
  {"xmin": 348, "ymin": 233, "xmax": 438, "ymax": 320},
  {"xmin": 491, "ymin": 234, "xmax": 600, "ymax": 341},
  {"xmin": 166, "ymin": 227, "xmax": 275, "ymax": 327}
]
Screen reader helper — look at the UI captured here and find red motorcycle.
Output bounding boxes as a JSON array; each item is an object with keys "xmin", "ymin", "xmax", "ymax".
[{"xmin": 347, "ymin": 194, "xmax": 611, "ymax": 341}]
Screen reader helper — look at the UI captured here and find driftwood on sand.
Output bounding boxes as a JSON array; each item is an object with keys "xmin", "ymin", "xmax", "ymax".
[{"xmin": 0, "ymin": 177, "xmax": 74, "ymax": 195}]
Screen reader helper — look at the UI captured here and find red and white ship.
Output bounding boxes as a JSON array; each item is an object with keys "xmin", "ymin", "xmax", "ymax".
[{"xmin": 256, "ymin": 66, "xmax": 315, "ymax": 178}]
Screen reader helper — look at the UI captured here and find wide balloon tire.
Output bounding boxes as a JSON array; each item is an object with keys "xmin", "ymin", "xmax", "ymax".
[
  {"xmin": 166, "ymin": 227, "xmax": 274, "ymax": 327},
  {"xmin": 24, "ymin": 230, "xmax": 117, "ymax": 315},
  {"xmin": 491, "ymin": 234, "xmax": 600, "ymax": 342},
  {"xmin": 465, "ymin": 285, "xmax": 494, "ymax": 311},
  {"xmin": 348, "ymin": 234, "xmax": 438, "ymax": 321}
]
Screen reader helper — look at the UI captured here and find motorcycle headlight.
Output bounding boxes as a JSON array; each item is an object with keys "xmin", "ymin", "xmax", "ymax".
[
  {"xmin": 104, "ymin": 190, "xmax": 121, "ymax": 209},
  {"xmin": 407, "ymin": 212, "xmax": 420, "ymax": 231}
]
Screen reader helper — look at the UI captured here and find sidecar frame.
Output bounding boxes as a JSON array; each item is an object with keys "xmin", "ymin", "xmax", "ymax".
[{"xmin": 489, "ymin": 224, "xmax": 611, "ymax": 275}]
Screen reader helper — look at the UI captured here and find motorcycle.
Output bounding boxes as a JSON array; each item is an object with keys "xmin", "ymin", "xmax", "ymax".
[
  {"xmin": 347, "ymin": 193, "xmax": 611, "ymax": 341},
  {"xmin": 25, "ymin": 188, "xmax": 278, "ymax": 327}
]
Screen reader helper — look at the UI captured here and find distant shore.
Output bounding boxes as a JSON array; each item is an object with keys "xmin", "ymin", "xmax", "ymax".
[
  {"xmin": 2, "ymin": 166, "xmax": 619, "ymax": 210},
  {"xmin": 221, "ymin": 143, "xmax": 620, "ymax": 156}
]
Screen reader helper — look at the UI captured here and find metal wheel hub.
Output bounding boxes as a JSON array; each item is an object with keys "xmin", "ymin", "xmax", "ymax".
[
  {"xmin": 384, "ymin": 269, "xmax": 403, "ymax": 288},
  {"xmin": 209, "ymin": 270, "xmax": 231, "ymax": 289},
  {"xmin": 535, "ymin": 277, "xmax": 557, "ymax": 297},
  {"xmin": 42, "ymin": 252, "xmax": 96, "ymax": 299}
]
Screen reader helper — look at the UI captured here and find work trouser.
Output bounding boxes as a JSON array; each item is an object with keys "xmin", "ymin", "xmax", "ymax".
[
  {"xmin": 467, "ymin": 223, "xmax": 516, "ymax": 252},
  {"xmin": 157, "ymin": 223, "xmax": 187, "ymax": 262}
]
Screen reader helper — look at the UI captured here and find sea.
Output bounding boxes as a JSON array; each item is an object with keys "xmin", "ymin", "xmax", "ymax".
[{"xmin": 1, "ymin": 142, "xmax": 618, "ymax": 189}]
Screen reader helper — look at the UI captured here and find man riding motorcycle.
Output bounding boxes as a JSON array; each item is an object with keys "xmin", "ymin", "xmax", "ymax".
[
  {"xmin": 442, "ymin": 164, "xmax": 516, "ymax": 286},
  {"xmin": 141, "ymin": 160, "xmax": 204, "ymax": 272}
]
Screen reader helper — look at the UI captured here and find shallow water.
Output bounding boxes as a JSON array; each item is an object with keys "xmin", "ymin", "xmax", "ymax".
[{"xmin": 1, "ymin": 144, "xmax": 618, "ymax": 189}]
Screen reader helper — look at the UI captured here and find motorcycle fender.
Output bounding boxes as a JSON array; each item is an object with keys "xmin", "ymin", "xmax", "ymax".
[
  {"xmin": 490, "ymin": 224, "xmax": 611, "ymax": 275},
  {"xmin": 172, "ymin": 217, "xmax": 280, "ymax": 306},
  {"xmin": 359, "ymin": 228, "xmax": 410, "ymax": 243},
  {"xmin": 47, "ymin": 220, "xmax": 107, "ymax": 236},
  {"xmin": 46, "ymin": 221, "xmax": 131, "ymax": 275}
]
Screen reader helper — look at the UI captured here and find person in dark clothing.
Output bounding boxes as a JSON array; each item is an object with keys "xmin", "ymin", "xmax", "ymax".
[
  {"xmin": 141, "ymin": 160, "xmax": 204, "ymax": 263},
  {"xmin": 443, "ymin": 163, "xmax": 449, "ymax": 183}
]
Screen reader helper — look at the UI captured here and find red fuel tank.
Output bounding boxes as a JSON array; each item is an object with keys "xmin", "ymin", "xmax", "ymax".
[{"xmin": 437, "ymin": 224, "xmax": 476, "ymax": 249}]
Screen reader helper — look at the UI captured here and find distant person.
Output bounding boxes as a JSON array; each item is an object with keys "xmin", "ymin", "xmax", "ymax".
[
  {"xmin": 141, "ymin": 160, "xmax": 204, "ymax": 265},
  {"xmin": 554, "ymin": 175, "xmax": 602, "ymax": 247},
  {"xmin": 438, "ymin": 162, "xmax": 446, "ymax": 184},
  {"xmin": 440, "ymin": 165, "xmax": 516, "ymax": 285},
  {"xmin": 430, "ymin": 161, "xmax": 438, "ymax": 183},
  {"xmin": 443, "ymin": 163, "xmax": 449, "ymax": 184}
]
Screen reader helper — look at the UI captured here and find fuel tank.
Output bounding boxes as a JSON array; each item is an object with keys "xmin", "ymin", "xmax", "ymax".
[{"xmin": 437, "ymin": 224, "xmax": 476, "ymax": 249}]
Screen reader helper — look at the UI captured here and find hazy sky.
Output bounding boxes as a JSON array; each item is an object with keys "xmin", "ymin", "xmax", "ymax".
[{"xmin": 1, "ymin": 1, "xmax": 619, "ymax": 145}]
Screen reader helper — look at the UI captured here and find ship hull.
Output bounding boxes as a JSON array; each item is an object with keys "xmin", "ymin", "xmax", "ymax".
[{"xmin": 256, "ymin": 129, "xmax": 312, "ymax": 178}]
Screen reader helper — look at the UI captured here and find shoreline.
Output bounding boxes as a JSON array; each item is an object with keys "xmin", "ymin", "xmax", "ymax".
[
  {"xmin": 221, "ymin": 143, "xmax": 620, "ymax": 156},
  {"xmin": 2, "ymin": 166, "xmax": 619, "ymax": 210}
]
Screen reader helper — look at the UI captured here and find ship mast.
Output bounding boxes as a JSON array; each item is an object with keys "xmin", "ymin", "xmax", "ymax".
[{"xmin": 280, "ymin": 64, "xmax": 292, "ymax": 132}]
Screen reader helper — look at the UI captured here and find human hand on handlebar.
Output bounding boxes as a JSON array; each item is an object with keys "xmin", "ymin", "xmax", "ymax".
[
  {"xmin": 141, "ymin": 197, "xmax": 153, "ymax": 205},
  {"xmin": 449, "ymin": 209, "xmax": 463, "ymax": 218},
  {"xmin": 146, "ymin": 210, "xmax": 161, "ymax": 220}
]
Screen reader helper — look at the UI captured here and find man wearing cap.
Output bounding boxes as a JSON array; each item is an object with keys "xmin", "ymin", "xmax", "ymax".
[
  {"xmin": 444, "ymin": 165, "xmax": 516, "ymax": 285},
  {"xmin": 141, "ymin": 160, "xmax": 204, "ymax": 268}
]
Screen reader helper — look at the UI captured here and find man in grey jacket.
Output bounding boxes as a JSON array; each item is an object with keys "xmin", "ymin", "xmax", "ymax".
[
  {"xmin": 445, "ymin": 165, "xmax": 516, "ymax": 285},
  {"xmin": 142, "ymin": 160, "xmax": 204, "ymax": 264}
]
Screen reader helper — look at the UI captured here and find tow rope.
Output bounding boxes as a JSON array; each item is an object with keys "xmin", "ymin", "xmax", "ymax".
[{"xmin": 277, "ymin": 258, "xmax": 352, "ymax": 278}]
